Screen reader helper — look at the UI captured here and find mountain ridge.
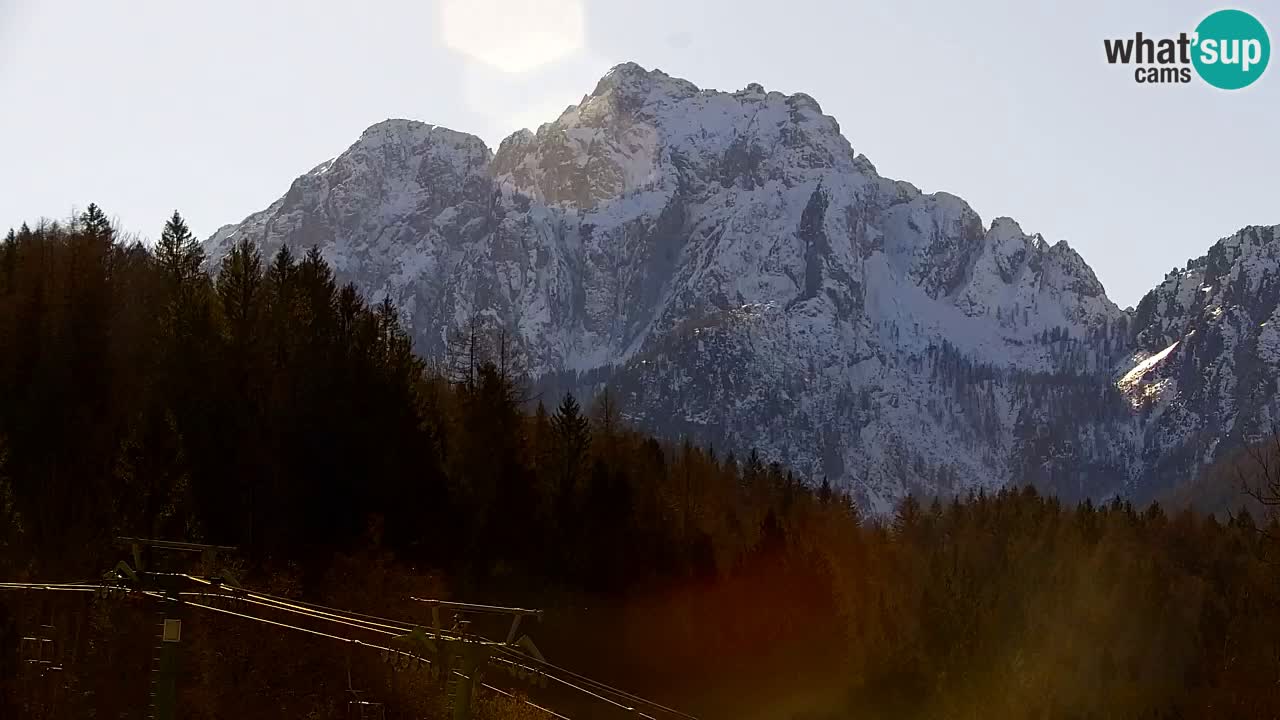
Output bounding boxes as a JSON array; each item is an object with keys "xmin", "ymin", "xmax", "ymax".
[{"xmin": 204, "ymin": 62, "xmax": 1278, "ymax": 511}]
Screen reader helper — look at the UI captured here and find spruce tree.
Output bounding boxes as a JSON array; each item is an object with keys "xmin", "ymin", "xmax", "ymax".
[
  {"xmin": 552, "ymin": 393, "xmax": 591, "ymax": 486},
  {"xmin": 265, "ymin": 245, "xmax": 298, "ymax": 370},
  {"xmin": 267, "ymin": 244, "xmax": 296, "ymax": 291},
  {"xmin": 551, "ymin": 392, "xmax": 591, "ymax": 536},
  {"xmin": 156, "ymin": 210, "xmax": 203, "ymax": 285},
  {"xmin": 743, "ymin": 448, "xmax": 764, "ymax": 491},
  {"xmin": 217, "ymin": 238, "xmax": 265, "ymax": 349},
  {"xmin": 80, "ymin": 203, "xmax": 112, "ymax": 242}
]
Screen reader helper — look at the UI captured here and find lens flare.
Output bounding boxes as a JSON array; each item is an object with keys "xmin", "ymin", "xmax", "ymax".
[{"xmin": 440, "ymin": 0, "xmax": 585, "ymax": 74}]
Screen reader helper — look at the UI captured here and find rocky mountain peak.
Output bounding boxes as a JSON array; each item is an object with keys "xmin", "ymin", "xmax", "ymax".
[
  {"xmin": 588, "ymin": 62, "xmax": 700, "ymax": 107},
  {"xmin": 203, "ymin": 62, "xmax": 1274, "ymax": 512}
]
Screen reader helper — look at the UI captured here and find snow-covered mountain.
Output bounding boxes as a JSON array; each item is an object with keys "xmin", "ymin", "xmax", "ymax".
[
  {"xmin": 1115, "ymin": 225, "xmax": 1280, "ymax": 496},
  {"xmin": 205, "ymin": 63, "xmax": 1270, "ymax": 511}
]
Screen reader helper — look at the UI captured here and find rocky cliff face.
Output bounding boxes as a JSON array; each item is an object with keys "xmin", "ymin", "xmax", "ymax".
[
  {"xmin": 205, "ymin": 63, "xmax": 1269, "ymax": 512},
  {"xmin": 1116, "ymin": 225, "xmax": 1280, "ymax": 498}
]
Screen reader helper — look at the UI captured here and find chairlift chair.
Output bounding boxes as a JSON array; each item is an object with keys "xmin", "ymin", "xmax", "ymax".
[
  {"xmin": 346, "ymin": 700, "xmax": 386, "ymax": 720},
  {"xmin": 19, "ymin": 635, "xmax": 61, "ymax": 669},
  {"xmin": 345, "ymin": 644, "xmax": 386, "ymax": 720},
  {"xmin": 20, "ymin": 635, "xmax": 40, "ymax": 664},
  {"xmin": 40, "ymin": 637, "xmax": 58, "ymax": 666}
]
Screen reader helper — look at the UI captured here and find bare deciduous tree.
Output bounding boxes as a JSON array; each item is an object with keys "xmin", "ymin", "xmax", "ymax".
[{"xmin": 1237, "ymin": 423, "xmax": 1280, "ymax": 508}]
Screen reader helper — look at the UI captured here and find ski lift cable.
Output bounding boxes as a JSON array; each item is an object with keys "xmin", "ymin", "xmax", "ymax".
[
  {"xmin": 2, "ymin": 579, "xmax": 687, "ymax": 719},
  {"xmin": 493, "ymin": 645, "xmax": 696, "ymax": 720},
  {"xmin": 193, "ymin": 593, "xmax": 406, "ymax": 637},
  {"xmin": 492, "ymin": 646, "xmax": 662, "ymax": 708},
  {"xmin": 477, "ymin": 682, "xmax": 572, "ymax": 720},
  {"xmin": 179, "ymin": 591, "xmax": 407, "ymax": 638},
  {"xmin": 220, "ymin": 590, "xmax": 504, "ymax": 646},
  {"xmin": 472, "ymin": 680, "xmax": 574, "ymax": 720},
  {"xmin": 150, "ymin": 592, "xmax": 378, "ymax": 647},
  {"xmin": 230, "ymin": 585, "xmax": 687, "ymax": 719},
  {"xmin": 489, "ymin": 653, "xmax": 644, "ymax": 714},
  {"xmin": 184, "ymin": 574, "xmax": 418, "ymax": 631},
  {"xmin": 2, "ymin": 579, "xmax": 603, "ymax": 720},
  {"xmin": 182, "ymin": 575, "xmax": 482, "ymax": 639},
  {"xmin": 187, "ymin": 589, "xmax": 641, "ymax": 717},
  {"xmin": 0, "ymin": 583, "xmax": 101, "ymax": 591},
  {"xmin": 494, "ymin": 644, "xmax": 660, "ymax": 708},
  {"xmin": 248, "ymin": 594, "xmax": 681, "ymax": 718},
  {"xmin": 151, "ymin": 592, "xmax": 438, "ymax": 670},
  {"xmin": 409, "ymin": 596, "xmax": 542, "ymax": 617},
  {"xmin": 196, "ymin": 590, "xmax": 605, "ymax": 718},
  {"xmin": 241, "ymin": 592, "xmax": 415, "ymax": 633},
  {"xmin": 185, "ymin": 575, "xmax": 413, "ymax": 625},
  {"xmin": 154, "ymin": 592, "xmax": 576, "ymax": 720},
  {"xmin": 491, "ymin": 653, "xmax": 668, "ymax": 719}
]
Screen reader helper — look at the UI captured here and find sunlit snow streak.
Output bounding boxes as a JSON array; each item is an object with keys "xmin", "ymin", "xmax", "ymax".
[{"xmin": 1118, "ymin": 341, "xmax": 1179, "ymax": 391}]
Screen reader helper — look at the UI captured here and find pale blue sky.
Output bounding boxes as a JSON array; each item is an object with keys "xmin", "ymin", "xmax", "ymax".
[{"xmin": 1, "ymin": 0, "xmax": 1274, "ymax": 307}]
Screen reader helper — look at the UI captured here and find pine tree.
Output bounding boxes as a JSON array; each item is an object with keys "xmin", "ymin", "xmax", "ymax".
[
  {"xmin": 743, "ymin": 448, "xmax": 764, "ymax": 491},
  {"xmin": 265, "ymin": 245, "xmax": 298, "ymax": 372},
  {"xmin": 552, "ymin": 393, "xmax": 590, "ymax": 474},
  {"xmin": 217, "ymin": 238, "xmax": 264, "ymax": 349},
  {"xmin": 551, "ymin": 393, "xmax": 591, "ymax": 526},
  {"xmin": 893, "ymin": 494, "xmax": 923, "ymax": 537},
  {"xmin": 298, "ymin": 246, "xmax": 337, "ymax": 326},
  {"xmin": 818, "ymin": 476, "xmax": 833, "ymax": 504},
  {"xmin": 156, "ymin": 211, "xmax": 204, "ymax": 286},
  {"xmin": 79, "ymin": 203, "xmax": 113, "ymax": 243},
  {"xmin": 267, "ymin": 244, "xmax": 296, "ymax": 292}
]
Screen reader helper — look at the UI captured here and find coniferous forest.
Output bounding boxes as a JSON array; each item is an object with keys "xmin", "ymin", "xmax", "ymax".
[{"xmin": 3, "ymin": 208, "xmax": 1280, "ymax": 719}]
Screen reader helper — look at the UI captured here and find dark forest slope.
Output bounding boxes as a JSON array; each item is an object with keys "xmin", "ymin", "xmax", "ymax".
[{"xmin": 2, "ymin": 209, "xmax": 1280, "ymax": 719}]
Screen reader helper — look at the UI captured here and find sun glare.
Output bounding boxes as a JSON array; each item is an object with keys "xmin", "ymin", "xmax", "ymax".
[{"xmin": 440, "ymin": 0, "xmax": 585, "ymax": 73}]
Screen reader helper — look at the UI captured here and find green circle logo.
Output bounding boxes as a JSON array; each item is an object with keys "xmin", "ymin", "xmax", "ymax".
[{"xmin": 1192, "ymin": 9, "xmax": 1270, "ymax": 89}]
